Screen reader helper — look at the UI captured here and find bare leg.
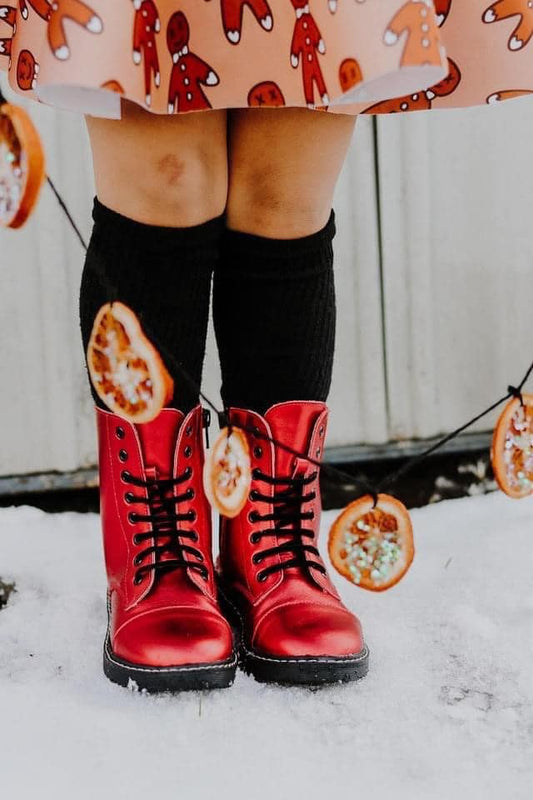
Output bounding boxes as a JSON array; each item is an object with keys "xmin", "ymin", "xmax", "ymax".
[
  {"xmin": 86, "ymin": 100, "xmax": 228, "ymax": 226},
  {"xmin": 226, "ymin": 107, "xmax": 357, "ymax": 238}
]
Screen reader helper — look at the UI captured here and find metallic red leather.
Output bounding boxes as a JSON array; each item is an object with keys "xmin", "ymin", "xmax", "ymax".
[
  {"xmin": 218, "ymin": 400, "xmax": 369, "ymax": 685},
  {"xmin": 97, "ymin": 405, "xmax": 236, "ymax": 692}
]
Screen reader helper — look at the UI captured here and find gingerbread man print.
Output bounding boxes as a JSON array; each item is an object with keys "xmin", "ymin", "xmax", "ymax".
[
  {"xmin": 167, "ymin": 11, "xmax": 219, "ymax": 113},
  {"xmin": 20, "ymin": 0, "xmax": 51, "ymax": 20},
  {"xmin": 483, "ymin": 0, "xmax": 533, "ymax": 51},
  {"xmin": 208, "ymin": 0, "xmax": 273, "ymax": 44},
  {"xmin": 0, "ymin": 5, "xmax": 15, "ymax": 57},
  {"xmin": 363, "ymin": 57, "xmax": 460, "ymax": 112},
  {"xmin": 132, "ymin": 0, "xmax": 161, "ymax": 107},
  {"xmin": 48, "ymin": 0, "xmax": 103, "ymax": 60},
  {"xmin": 384, "ymin": 0, "xmax": 443, "ymax": 67},
  {"xmin": 17, "ymin": 48, "xmax": 40, "ymax": 89},
  {"xmin": 434, "ymin": 0, "xmax": 452, "ymax": 26},
  {"xmin": 290, "ymin": 0, "xmax": 329, "ymax": 107}
]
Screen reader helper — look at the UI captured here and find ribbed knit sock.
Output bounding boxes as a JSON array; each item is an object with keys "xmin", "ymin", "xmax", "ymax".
[
  {"xmin": 79, "ymin": 198, "xmax": 224, "ymax": 413},
  {"xmin": 212, "ymin": 211, "xmax": 337, "ymax": 414}
]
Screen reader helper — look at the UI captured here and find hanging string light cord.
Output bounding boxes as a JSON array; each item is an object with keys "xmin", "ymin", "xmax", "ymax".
[{"xmin": 47, "ymin": 178, "xmax": 533, "ymax": 508}]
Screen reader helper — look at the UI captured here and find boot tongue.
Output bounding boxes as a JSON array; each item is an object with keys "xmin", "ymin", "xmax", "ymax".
[
  {"xmin": 264, "ymin": 401, "xmax": 325, "ymax": 475},
  {"xmin": 134, "ymin": 409, "xmax": 187, "ymax": 588},
  {"xmin": 134, "ymin": 409, "xmax": 184, "ymax": 478}
]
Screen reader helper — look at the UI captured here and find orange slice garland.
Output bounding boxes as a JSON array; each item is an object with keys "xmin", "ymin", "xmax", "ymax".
[
  {"xmin": 203, "ymin": 426, "xmax": 252, "ymax": 518},
  {"xmin": 490, "ymin": 393, "xmax": 533, "ymax": 499},
  {"xmin": 87, "ymin": 302, "xmax": 174, "ymax": 423},
  {"xmin": 328, "ymin": 493, "xmax": 415, "ymax": 592},
  {"xmin": 0, "ymin": 101, "xmax": 45, "ymax": 228}
]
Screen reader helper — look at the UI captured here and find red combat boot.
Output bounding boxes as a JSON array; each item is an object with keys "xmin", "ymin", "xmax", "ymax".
[
  {"xmin": 97, "ymin": 404, "xmax": 237, "ymax": 692},
  {"xmin": 218, "ymin": 400, "xmax": 369, "ymax": 685}
]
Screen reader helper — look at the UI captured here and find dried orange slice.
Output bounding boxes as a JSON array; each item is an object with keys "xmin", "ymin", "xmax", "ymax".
[
  {"xmin": 0, "ymin": 102, "xmax": 45, "ymax": 228},
  {"xmin": 491, "ymin": 393, "xmax": 533, "ymax": 499},
  {"xmin": 328, "ymin": 494, "xmax": 414, "ymax": 592},
  {"xmin": 203, "ymin": 427, "xmax": 252, "ymax": 518},
  {"xmin": 87, "ymin": 302, "xmax": 174, "ymax": 423}
]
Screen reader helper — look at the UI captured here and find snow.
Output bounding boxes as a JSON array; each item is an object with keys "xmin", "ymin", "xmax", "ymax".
[{"xmin": 0, "ymin": 491, "xmax": 532, "ymax": 800}]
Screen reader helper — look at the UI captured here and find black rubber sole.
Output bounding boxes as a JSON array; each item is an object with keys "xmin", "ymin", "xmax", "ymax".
[
  {"xmin": 103, "ymin": 635, "xmax": 237, "ymax": 693},
  {"xmin": 102, "ymin": 595, "xmax": 237, "ymax": 693},
  {"xmin": 219, "ymin": 586, "xmax": 370, "ymax": 687}
]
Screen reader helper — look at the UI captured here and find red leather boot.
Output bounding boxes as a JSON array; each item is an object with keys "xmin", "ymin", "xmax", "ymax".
[
  {"xmin": 218, "ymin": 400, "xmax": 369, "ymax": 685},
  {"xmin": 97, "ymin": 404, "xmax": 237, "ymax": 692}
]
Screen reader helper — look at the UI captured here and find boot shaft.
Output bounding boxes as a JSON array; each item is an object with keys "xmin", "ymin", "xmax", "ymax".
[
  {"xmin": 219, "ymin": 400, "xmax": 339, "ymax": 602},
  {"xmin": 97, "ymin": 404, "xmax": 216, "ymax": 607}
]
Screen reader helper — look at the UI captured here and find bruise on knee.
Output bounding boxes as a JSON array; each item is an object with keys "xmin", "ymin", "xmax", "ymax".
[{"xmin": 156, "ymin": 153, "xmax": 188, "ymax": 188}]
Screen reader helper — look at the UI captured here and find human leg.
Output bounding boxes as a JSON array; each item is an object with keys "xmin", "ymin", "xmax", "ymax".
[
  {"xmin": 214, "ymin": 108, "xmax": 369, "ymax": 685},
  {"xmin": 81, "ymin": 102, "xmax": 236, "ymax": 692}
]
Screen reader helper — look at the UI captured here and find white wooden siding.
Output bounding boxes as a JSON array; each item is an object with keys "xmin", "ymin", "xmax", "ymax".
[{"xmin": 376, "ymin": 98, "xmax": 533, "ymax": 441}]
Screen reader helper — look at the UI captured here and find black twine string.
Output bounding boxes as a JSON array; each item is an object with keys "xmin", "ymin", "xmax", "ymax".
[{"xmin": 47, "ymin": 177, "xmax": 533, "ymax": 509}]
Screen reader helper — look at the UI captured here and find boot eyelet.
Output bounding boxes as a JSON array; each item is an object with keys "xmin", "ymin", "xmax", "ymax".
[
  {"xmin": 184, "ymin": 466, "xmax": 192, "ymax": 479},
  {"xmin": 124, "ymin": 492, "xmax": 135, "ymax": 504},
  {"xmin": 252, "ymin": 553, "xmax": 263, "ymax": 565},
  {"xmin": 184, "ymin": 445, "xmax": 192, "ymax": 458},
  {"xmin": 128, "ymin": 512, "xmax": 138, "ymax": 524},
  {"xmin": 249, "ymin": 490, "xmax": 259, "ymax": 501},
  {"xmin": 319, "ymin": 426, "xmax": 324, "ymax": 437},
  {"xmin": 257, "ymin": 571, "xmax": 267, "ymax": 583},
  {"xmin": 186, "ymin": 425, "xmax": 193, "ymax": 436},
  {"xmin": 116, "ymin": 426, "xmax": 125, "ymax": 439},
  {"xmin": 250, "ymin": 532, "xmax": 260, "ymax": 544},
  {"xmin": 190, "ymin": 532, "xmax": 199, "ymax": 542},
  {"xmin": 118, "ymin": 449, "xmax": 128, "ymax": 462},
  {"xmin": 252, "ymin": 468, "xmax": 262, "ymax": 480},
  {"xmin": 253, "ymin": 426, "xmax": 261, "ymax": 437},
  {"xmin": 186, "ymin": 488, "xmax": 195, "ymax": 500},
  {"xmin": 133, "ymin": 534, "xmax": 143, "ymax": 545},
  {"xmin": 316, "ymin": 448, "xmax": 321, "ymax": 458},
  {"xmin": 248, "ymin": 511, "xmax": 259, "ymax": 523},
  {"xmin": 133, "ymin": 554, "xmax": 143, "ymax": 567},
  {"xmin": 133, "ymin": 574, "xmax": 144, "ymax": 586},
  {"xmin": 121, "ymin": 470, "xmax": 131, "ymax": 483},
  {"xmin": 253, "ymin": 446, "xmax": 263, "ymax": 458},
  {"xmin": 187, "ymin": 510, "xmax": 197, "ymax": 521}
]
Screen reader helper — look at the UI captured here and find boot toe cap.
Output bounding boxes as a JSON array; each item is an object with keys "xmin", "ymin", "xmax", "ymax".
[
  {"xmin": 113, "ymin": 607, "xmax": 234, "ymax": 668},
  {"xmin": 253, "ymin": 603, "xmax": 365, "ymax": 659}
]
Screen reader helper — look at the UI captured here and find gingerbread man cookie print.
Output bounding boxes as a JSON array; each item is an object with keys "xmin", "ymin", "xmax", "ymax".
[
  {"xmin": 434, "ymin": 0, "xmax": 452, "ymax": 26},
  {"xmin": 132, "ymin": 0, "xmax": 161, "ymax": 107},
  {"xmin": 384, "ymin": 0, "xmax": 443, "ymax": 67},
  {"xmin": 17, "ymin": 48, "xmax": 40, "ymax": 89},
  {"xmin": 290, "ymin": 0, "xmax": 329, "ymax": 108},
  {"xmin": 48, "ymin": 0, "xmax": 103, "ymax": 60},
  {"xmin": 0, "ymin": 5, "xmax": 16, "ymax": 58},
  {"xmin": 483, "ymin": 0, "xmax": 533, "ymax": 51},
  {"xmin": 207, "ymin": 0, "xmax": 273, "ymax": 44},
  {"xmin": 167, "ymin": 11, "xmax": 219, "ymax": 113},
  {"xmin": 20, "ymin": 0, "xmax": 51, "ymax": 20},
  {"xmin": 363, "ymin": 57, "xmax": 460, "ymax": 113}
]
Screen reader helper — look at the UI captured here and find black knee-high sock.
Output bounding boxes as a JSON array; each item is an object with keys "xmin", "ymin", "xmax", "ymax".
[
  {"xmin": 79, "ymin": 198, "xmax": 224, "ymax": 413},
  {"xmin": 212, "ymin": 211, "xmax": 337, "ymax": 414}
]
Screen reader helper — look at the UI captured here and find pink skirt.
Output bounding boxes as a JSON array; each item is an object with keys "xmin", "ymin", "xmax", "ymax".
[{"xmin": 1, "ymin": 1, "xmax": 533, "ymax": 118}]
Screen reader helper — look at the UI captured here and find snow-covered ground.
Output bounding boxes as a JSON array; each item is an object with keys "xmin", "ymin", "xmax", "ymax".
[{"xmin": 0, "ymin": 492, "xmax": 532, "ymax": 800}]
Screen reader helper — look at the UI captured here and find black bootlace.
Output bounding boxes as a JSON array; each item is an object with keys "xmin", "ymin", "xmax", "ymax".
[
  {"xmin": 122, "ymin": 467, "xmax": 208, "ymax": 585},
  {"xmin": 248, "ymin": 467, "xmax": 326, "ymax": 583}
]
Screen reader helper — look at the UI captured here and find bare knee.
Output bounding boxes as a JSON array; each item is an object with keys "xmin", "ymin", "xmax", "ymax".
[
  {"xmin": 227, "ymin": 166, "xmax": 331, "ymax": 238},
  {"xmin": 137, "ymin": 143, "xmax": 226, "ymax": 225},
  {"xmin": 87, "ymin": 105, "xmax": 228, "ymax": 227}
]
